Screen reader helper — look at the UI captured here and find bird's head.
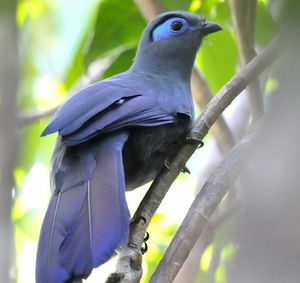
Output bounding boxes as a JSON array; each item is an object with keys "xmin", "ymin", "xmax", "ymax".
[{"xmin": 131, "ymin": 11, "xmax": 222, "ymax": 80}]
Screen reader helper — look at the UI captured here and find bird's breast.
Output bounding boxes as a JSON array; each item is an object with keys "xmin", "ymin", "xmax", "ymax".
[{"xmin": 123, "ymin": 114, "xmax": 190, "ymax": 190}]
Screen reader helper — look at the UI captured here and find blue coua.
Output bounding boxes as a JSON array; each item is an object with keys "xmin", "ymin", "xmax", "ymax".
[{"xmin": 36, "ymin": 11, "xmax": 221, "ymax": 283}]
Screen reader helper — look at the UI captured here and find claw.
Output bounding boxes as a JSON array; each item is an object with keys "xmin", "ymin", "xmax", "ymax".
[
  {"xmin": 164, "ymin": 160, "xmax": 170, "ymax": 170},
  {"xmin": 185, "ymin": 136, "xmax": 204, "ymax": 148},
  {"xmin": 141, "ymin": 242, "xmax": 148, "ymax": 254},
  {"xmin": 181, "ymin": 166, "xmax": 191, "ymax": 174},
  {"xmin": 144, "ymin": 232, "xmax": 150, "ymax": 242}
]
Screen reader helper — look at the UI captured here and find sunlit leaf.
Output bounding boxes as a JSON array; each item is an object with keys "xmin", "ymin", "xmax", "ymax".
[
  {"xmin": 189, "ymin": 0, "xmax": 201, "ymax": 13},
  {"xmin": 200, "ymin": 243, "xmax": 213, "ymax": 272},
  {"xmin": 37, "ymin": 118, "xmax": 57, "ymax": 164},
  {"xmin": 265, "ymin": 77, "xmax": 278, "ymax": 94},
  {"xmin": 221, "ymin": 243, "xmax": 235, "ymax": 262},
  {"xmin": 14, "ymin": 168, "xmax": 26, "ymax": 188},
  {"xmin": 215, "ymin": 264, "xmax": 226, "ymax": 283},
  {"xmin": 142, "ymin": 214, "xmax": 178, "ymax": 282}
]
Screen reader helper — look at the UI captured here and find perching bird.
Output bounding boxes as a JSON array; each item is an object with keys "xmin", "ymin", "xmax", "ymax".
[{"xmin": 36, "ymin": 11, "xmax": 221, "ymax": 283}]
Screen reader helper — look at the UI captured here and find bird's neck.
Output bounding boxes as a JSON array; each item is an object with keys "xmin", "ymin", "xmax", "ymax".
[{"xmin": 130, "ymin": 52, "xmax": 195, "ymax": 84}]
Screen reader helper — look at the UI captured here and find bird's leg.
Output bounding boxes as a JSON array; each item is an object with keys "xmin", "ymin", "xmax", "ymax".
[{"xmin": 170, "ymin": 133, "xmax": 204, "ymax": 174}]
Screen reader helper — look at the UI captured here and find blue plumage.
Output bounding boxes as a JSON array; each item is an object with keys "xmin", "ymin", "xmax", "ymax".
[{"xmin": 36, "ymin": 11, "xmax": 221, "ymax": 283}]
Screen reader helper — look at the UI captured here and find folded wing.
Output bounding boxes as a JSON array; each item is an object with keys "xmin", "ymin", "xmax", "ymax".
[{"xmin": 41, "ymin": 78, "xmax": 175, "ymax": 146}]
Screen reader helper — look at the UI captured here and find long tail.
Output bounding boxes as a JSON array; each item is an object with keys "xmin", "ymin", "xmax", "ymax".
[{"xmin": 36, "ymin": 132, "xmax": 130, "ymax": 283}]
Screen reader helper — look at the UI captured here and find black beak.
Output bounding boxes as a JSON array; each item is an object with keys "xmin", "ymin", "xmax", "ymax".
[{"xmin": 201, "ymin": 21, "xmax": 222, "ymax": 35}]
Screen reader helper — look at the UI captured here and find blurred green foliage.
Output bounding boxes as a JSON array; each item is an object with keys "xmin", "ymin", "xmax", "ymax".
[{"xmin": 15, "ymin": 0, "xmax": 278, "ymax": 282}]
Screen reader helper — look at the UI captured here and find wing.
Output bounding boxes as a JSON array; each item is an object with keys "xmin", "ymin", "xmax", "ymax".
[
  {"xmin": 61, "ymin": 94, "xmax": 174, "ymax": 146},
  {"xmin": 41, "ymin": 77, "xmax": 175, "ymax": 146},
  {"xmin": 36, "ymin": 132, "xmax": 130, "ymax": 283}
]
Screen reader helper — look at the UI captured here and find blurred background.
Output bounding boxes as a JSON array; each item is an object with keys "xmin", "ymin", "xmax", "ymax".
[{"xmin": 0, "ymin": 0, "xmax": 299, "ymax": 282}]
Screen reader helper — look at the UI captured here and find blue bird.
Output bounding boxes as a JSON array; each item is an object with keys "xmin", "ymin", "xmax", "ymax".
[{"xmin": 36, "ymin": 11, "xmax": 221, "ymax": 283}]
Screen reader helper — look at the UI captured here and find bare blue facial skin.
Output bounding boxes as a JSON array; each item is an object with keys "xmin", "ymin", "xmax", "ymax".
[{"xmin": 152, "ymin": 17, "xmax": 194, "ymax": 41}]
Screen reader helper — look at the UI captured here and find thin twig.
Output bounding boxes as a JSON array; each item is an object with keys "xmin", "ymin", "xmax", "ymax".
[
  {"xmin": 229, "ymin": 0, "xmax": 264, "ymax": 120},
  {"xmin": 133, "ymin": 0, "xmax": 164, "ymax": 21},
  {"xmin": 108, "ymin": 28, "xmax": 283, "ymax": 283}
]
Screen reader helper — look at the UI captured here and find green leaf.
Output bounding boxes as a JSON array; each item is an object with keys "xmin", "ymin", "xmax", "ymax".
[
  {"xmin": 102, "ymin": 47, "xmax": 136, "ymax": 79},
  {"xmin": 201, "ymin": 244, "xmax": 213, "ymax": 272},
  {"xmin": 18, "ymin": 118, "xmax": 55, "ymax": 171},
  {"xmin": 18, "ymin": 122, "xmax": 43, "ymax": 170},
  {"xmin": 213, "ymin": 1, "xmax": 232, "ymax": 30},
  {"xmin": 64, "ymin": 33, "xmax": 89, "ymax": 89},
  {"xmin": 142, "ymin": 214, "xmax": 177, "ymax": 282},
  {"xmin": 197, "ymin": 28, "xmax": 238, "ymax": 94},
  {"xmin": 36, "ymin": 118, "xmax": 57, "ymax": 164},
  {"xmin": 256, "ymin": 0, "xmax": 279, "ymax": 47},
  {"xmin": 84, "ymin": 0, "xmax": 145, "ymax": 66},
  {"xmin": 198, "ymin": 0, "xmax": 220, "ymax": 15},
  {"xmin": 161, "ymin": 0, "xmax": 193, "ymax": 11}
]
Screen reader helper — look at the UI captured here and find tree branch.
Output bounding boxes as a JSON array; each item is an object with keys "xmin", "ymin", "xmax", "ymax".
[
  {"xmin": 229, "ymin": 0, "xmax": 264, "ymax": 120},
  {"xmin": 149, "ymin": 119, "xmax": 263, "ymax": 283},
  {"xmin": 0, "ymin": 1, "xmax": 19, "ymax": 282},
  {"xmin": 107, "ymin": 27, "xmax": 283, "ymax": 283},
  {"xmin": 133, "ymin": 0, "xmax": 164, "ymax": 21},
  {"xmin": 173, "ymin": 192, "xmax": 240, "ymax": 283}
]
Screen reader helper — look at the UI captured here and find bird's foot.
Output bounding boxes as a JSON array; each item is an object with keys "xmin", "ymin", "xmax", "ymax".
[{"xmin": 129, "ymin": 216, "xmax": 149, "ymax": 254}]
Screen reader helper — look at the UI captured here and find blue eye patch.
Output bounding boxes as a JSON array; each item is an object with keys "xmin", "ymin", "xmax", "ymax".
[{"xmin": 152, "ymin": 17, "xmax": 192, "ymax": 42}]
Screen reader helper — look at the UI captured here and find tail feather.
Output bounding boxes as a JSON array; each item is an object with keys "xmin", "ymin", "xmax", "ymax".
[{"xmin": 36, "ymin": 132, "xmax": 130, "ymax": 283}]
